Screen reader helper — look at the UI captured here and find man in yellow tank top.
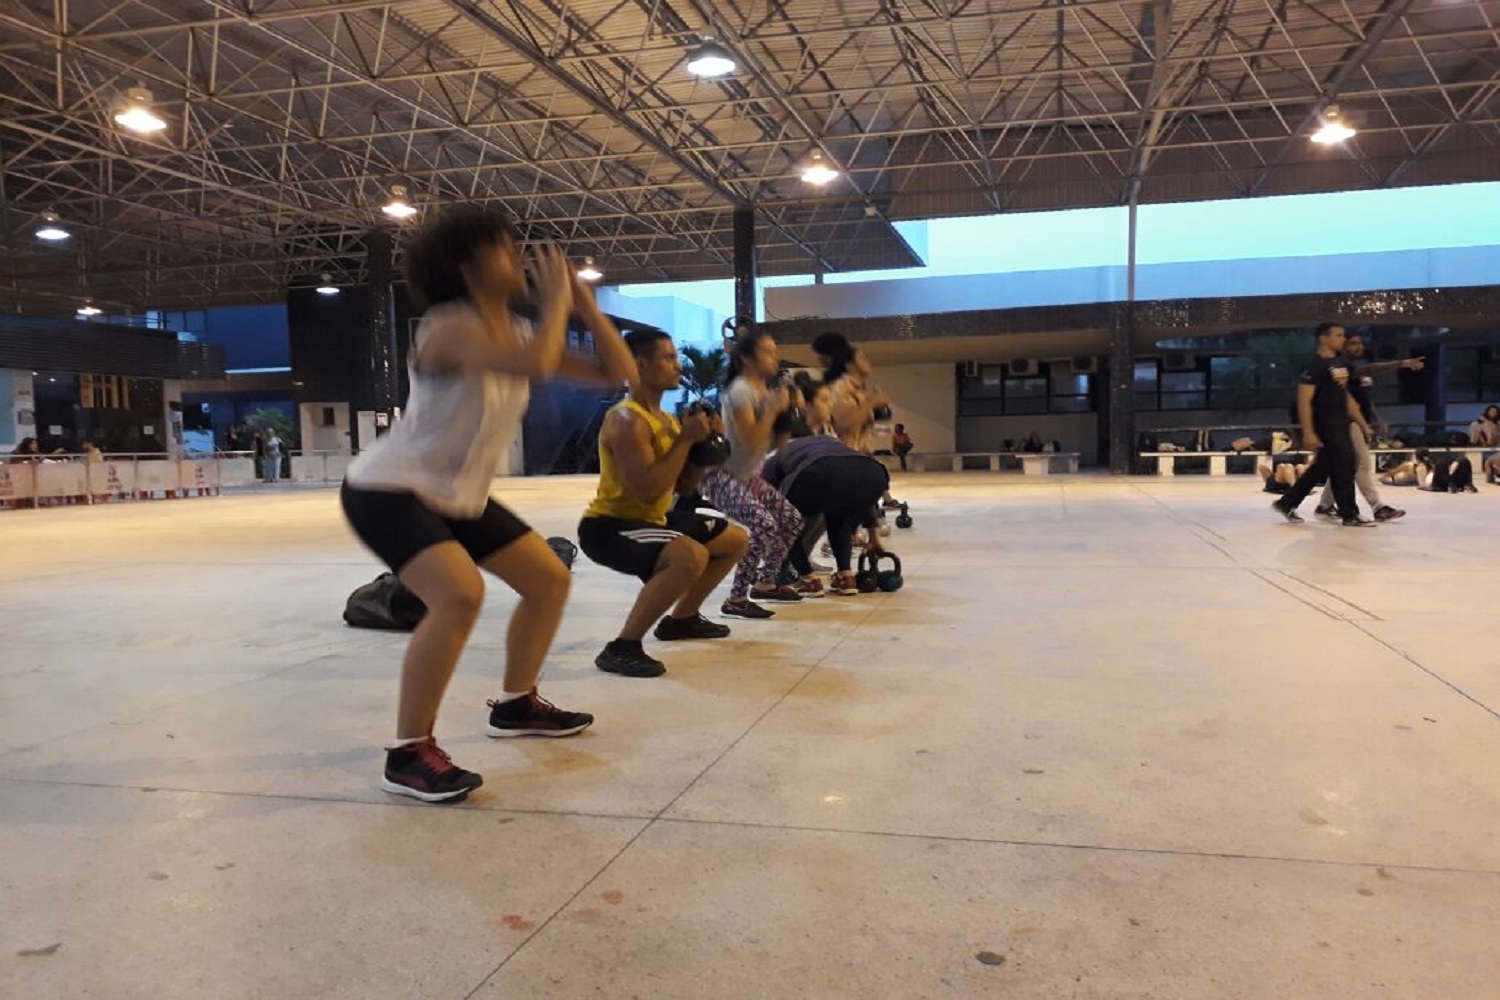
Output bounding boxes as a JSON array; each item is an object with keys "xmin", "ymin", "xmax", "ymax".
[{"xmin": 579, "ymin": 330, "xmax": 750, "ymax": 677}]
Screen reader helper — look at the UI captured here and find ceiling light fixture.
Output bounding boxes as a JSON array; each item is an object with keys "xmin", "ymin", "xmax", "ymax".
[
  {"xmin": 76, "ymin": 299, "xmax": 102, "ymax": 317},
  {"xmin": 577, "ymin": 257, "xmax": 603, "ymax": 282},
  {"xmin": 800, "ymin": 150, "xmax": 839, "ymax": 186},
  {"xmin": 114, "ymin": 87, "xmax": 167, "ymax": 133},
  {"xmin": 316, "ymin": 273, "xmax": 340, "ymax": 295},
  {"xmin": 686, "ymin": 38, "xmax": 736, "ymax": 78},
  {"xmin": 35, "ymin": 211, "xmax": 70, "ymax": 241},
  {"xmin": 1311, "ymin": 104, "xmax": 1357, "ymax": 145},
  {"xmin": 381, "ymin": 184, "xmax": 418, "ymax": 219}
]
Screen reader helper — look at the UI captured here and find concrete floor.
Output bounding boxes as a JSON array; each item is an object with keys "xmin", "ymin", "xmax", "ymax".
[{"xmin": 1, "ymin": 474, "xmax": 1497, "ymax": 999}]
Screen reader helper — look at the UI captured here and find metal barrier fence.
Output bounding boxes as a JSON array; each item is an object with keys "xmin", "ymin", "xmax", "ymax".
[{"xmin": 0, "ymin": 450, "xmax": 352, "ymax": 508}]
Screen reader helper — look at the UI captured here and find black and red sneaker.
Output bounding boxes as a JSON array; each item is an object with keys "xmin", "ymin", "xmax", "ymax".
[
  {"xmin": 486, "ymin": 690, "xmax": 593, "ymax": 738},
  {"xmin": 381, "ymin": 738, "xmax": 483, "ymax": 803},
  {"xmin": 749, "ymin": 584, "xmax": 804, "ymax": 604},
  {"xmin": 1373, "ymin": 505, "xmax": 1406, "ymax": 521}
]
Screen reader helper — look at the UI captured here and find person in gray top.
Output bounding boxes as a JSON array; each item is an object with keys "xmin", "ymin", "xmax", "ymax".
[{"xmin": 697, "ymin": 327, "xmax": 814, "ymax": 617}]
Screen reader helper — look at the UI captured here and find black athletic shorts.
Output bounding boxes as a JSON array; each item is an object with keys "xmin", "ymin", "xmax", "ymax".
[
  {"xmin": 341, "ymin": 482, "xmax": 530, "ymax": 573},
  {"xmin": 577, "ymin": 510, "xmax": 729, "ymax": 582}
]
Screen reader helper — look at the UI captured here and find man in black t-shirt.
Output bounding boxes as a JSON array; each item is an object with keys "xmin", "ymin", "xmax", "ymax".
[
  {"xmin": 1313, "ymin": 332, "xmax": 1425, "ymax": 521},
  {"xmin": 1272, "ymin": 322, "xmax": 1376, "ymax": 526}
]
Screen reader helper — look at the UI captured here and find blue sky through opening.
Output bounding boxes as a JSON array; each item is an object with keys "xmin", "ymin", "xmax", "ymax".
[{"xmin": 617, "ymin": 182, "xmax": 1500, "ymax": 324}]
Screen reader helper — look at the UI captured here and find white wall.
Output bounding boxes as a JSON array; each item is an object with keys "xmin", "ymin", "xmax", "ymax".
[
  {"xmin": 959, "ymin": 414, "xmax": 1099, "ymax": 465},
  {"xmin": 299, "ymin": 402, "xmax": 352, "ymax": 454},
  {"xmin": 877, "ymin": 362, "xmax": 956, "ymax": 453}
]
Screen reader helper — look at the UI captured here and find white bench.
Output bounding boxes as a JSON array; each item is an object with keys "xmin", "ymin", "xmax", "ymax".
[
  {"xmin": 1143, "ymin": 446, "xmax": 1492, "ymax": 476},
  {"xmin": 893, "ymin": 451, "xmax": 1081, "ymax": 474}
]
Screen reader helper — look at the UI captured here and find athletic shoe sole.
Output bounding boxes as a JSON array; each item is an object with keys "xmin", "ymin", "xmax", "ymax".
[
  {"xmin": 721, "ymin": 606, "xmax": 774, "ymax": 620},
  {"xmin": 749, "ymin": 594, "xmax": 803, "ymax": 604},
  {"xmin": 486, "ymin": 721, "xmax": 592, "ymax": 739},
  {"xmin": 379, "ymin": 778, "xmax": 478, "ymax": 803}
]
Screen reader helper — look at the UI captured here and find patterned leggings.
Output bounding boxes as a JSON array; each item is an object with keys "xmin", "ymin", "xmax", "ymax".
[{"xmin": 699, "ymin": 469, "xmax": 805, "ymax": 599}]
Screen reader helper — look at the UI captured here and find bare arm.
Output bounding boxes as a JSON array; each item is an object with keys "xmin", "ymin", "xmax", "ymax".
[
  {"xmin": 1297, "ymin": 383, "xmax": 1320, "ymax": 448},
  {"xmin": 552, "ymin": 274, "xmax": 637, "ymax": 388},
  {"xmin": 1348, "ymin": 395, "xmax": 1372, "ymax": 438},
  {"xmin": 1359, "ymin": 358, "xmax": 1424, "ymax": 376},
  {"xmin": 600, "ymin": 407, "xmax": 706, "ymax": 505}
]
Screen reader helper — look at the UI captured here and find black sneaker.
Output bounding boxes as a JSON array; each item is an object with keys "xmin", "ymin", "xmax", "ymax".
[
  {"xmin": 1272, "ymin": 500, "xmax": 1304, "ymax": 523},
  {"xmin": 655, "ymin": 613, "xmax": 733, "ymax": 639},
  {"xmin": 749, "ymin": 584, "xmax": 803, "ymax": 604},
  {"xmin": 381, "ymin": 738, "xmax": 483, "ymax": 803},
  {"xmin": 1313, "ymin": 505, "xmax": 1338, "ymax": 519},
  {"xmin": 1341, "ymin": 516, "xmax": 1378, "ymax": 528},
  {"xmin": 595, "ymin": 641, "xmax": 666, "ymax": 678},
  {"xmin": 881, "ymin": 498, "xmax": 905, "ymax": 509},
  {"xmin": 720, "ymin": 598, "xmax": 774, "ymax": 620},
  {"xmin": 486, "ymin": 689, "xmax": 593, "ymax": 738},
  {"xmin": 1373, "ymin": 505, "xmax": 1406, "ymax": 521}
]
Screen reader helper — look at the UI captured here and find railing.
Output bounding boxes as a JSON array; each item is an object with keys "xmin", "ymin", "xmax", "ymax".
[{"xmin": 0, "ymin": 450, "xmax": 353, "ymax": 508}]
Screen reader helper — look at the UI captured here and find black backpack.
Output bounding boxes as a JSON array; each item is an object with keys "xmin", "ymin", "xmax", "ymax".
[{"xmin": 343, "ymin": 573, "xmax": 428, "ymax": 631}]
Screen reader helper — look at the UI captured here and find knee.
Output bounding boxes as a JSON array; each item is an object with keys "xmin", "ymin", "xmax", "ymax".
[
  {"xmin": 528, "ymin": 557, "xmax": 571, "ymax": 606},
  {"xmin": 434, "ymin": 577, "xmax": 485, "ymax": 621},
  {"xmin": 665, "ymin": 538, "xmax": 710, "ymax": 576},
  {"xmin": 725, "ymin": 524, "xmax": 750, "ymax": 556}
]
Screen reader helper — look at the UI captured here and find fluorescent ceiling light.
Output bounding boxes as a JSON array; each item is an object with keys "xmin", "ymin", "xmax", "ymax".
[
  {"xmin": 316, "ymin": 273, "xmax": 339, "ymax": 295},
  {"xmin": 77, "ymin": 301, "xmax": 103, "ymax": 317}
]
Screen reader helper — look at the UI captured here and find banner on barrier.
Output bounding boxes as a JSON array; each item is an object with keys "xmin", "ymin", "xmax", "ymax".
[
  {"xmin": 136, "ymin": 460, "xmax": 178, "ymax": 494},
  {"xmin": 179, "ymin": 460, "xmax": 220, "ymax": 491},
  {"xmin": 0, "ymin": 463, "xmax": 36, "ymax": 500},
  {"xmin": 35, "ymin": 461, "xmax": 88, "ymax": 498},
  {"xmin": 88, "ymin": 461, "xmax": 137, "ymax": 496}
]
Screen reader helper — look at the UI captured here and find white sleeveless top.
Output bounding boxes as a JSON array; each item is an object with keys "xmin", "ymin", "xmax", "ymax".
[{"xmin": 345, "ymin": 301, "xmax": 530, "ymax": 518}]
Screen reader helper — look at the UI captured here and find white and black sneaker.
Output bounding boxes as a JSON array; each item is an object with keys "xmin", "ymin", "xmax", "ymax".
[
  {"xmin": 1272, "ymin": 500, "xmax": 1304, "ymax": 523},
  {"xmin": 1313, "ymin": 505, "xmax": 1338, "ymax": 519},
  {"xmin": 1341, "ymin": 516, "xmax": 1378, "ymax": 528}
]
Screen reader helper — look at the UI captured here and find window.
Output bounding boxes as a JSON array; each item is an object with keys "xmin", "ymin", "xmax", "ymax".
[
  {"xmin": 1160, "ymin": 371, "xmax": 1207, "ymax": 410},
  {"xmin": 957, "ymin": 363, "xmax": 1094, "ymax": 416},
  {"xmin": 1050, "ymin": 368, "xmax": 1092, "ymax": 412},
  {"xmin": 1446, "ymin": 348, "xmax": 1480, "ymax": 403}
]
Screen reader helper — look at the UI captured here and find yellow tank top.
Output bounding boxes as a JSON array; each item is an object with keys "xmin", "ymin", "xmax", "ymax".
[{"xmin": 584, "ymin": 398, "xmax": 681, "ymax": 524}]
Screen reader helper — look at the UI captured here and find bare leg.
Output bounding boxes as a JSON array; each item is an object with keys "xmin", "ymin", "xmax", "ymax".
[
  {"xmin": 618, "ymin": 537, "xmax": 709, "ymax": 641},
  {"xmin": 672, "ymin": 524, "xmax": 749, "ymax": 618},
  {"xmin": 393, "ymin": 542, "xmax": 485, "ymax": 740},
  {"xmin": 478, "ymin": 532, "xmax": 571, "ymax": 694}
]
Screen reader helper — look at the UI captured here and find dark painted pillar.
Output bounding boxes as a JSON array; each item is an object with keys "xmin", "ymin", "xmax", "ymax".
[
  {"xmin": 1422, "ymin": 342, "xmax": 1446, "ymax": 429},
  {"xmin": 366, "ymin": 229, "xmax": 399, "ymax": 417},
  {"xmin": 1109, "ymin": 305, "xmax": 1137, "ymax": 474},
  {"xmin": 733, "ymin": 205, "xmax": 757, "ymax": 328}
]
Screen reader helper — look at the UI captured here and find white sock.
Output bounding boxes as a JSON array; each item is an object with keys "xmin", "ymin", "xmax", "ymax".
[
  {"xmin": 493, "ymin": 689, "xmax": 530, "ymax": 706},
  {"xmin": 388, "ymin": 735, "xmax": 428, "ymax": 750}
]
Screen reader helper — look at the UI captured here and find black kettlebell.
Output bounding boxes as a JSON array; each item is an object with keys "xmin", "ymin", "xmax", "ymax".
[
  {"xmin": 894, "ymin": 503, "xmax": 913, "ymax": 529},
  {"xmin": 684, "ymin": 401, "xmax": 732, "ymax": 467},
  {"xmin": 872, "ymin": 404, "xmax": 893, "ymax": 421},
  {"xmin": 856, "ymin": 550, "xmax": 904, "ymax": 593}
]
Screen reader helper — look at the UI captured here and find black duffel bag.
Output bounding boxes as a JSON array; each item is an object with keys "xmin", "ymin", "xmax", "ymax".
[{"xmin": 343, "ymin": 572, "xmax": 428, "ymax": 631}]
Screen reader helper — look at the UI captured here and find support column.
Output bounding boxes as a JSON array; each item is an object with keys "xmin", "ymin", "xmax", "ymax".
[
  {"xmin": 366, "ymin": 229, "xmax": 399, "ymax": 418},
  {"xmin": 1108, "ymin": 198, "xmax": 1140, "ymax": 474},
  {"xmin": 733, "ymin": 205, "xmax": 757, "ymax": 330},
  {"xmin": 1422, "ymin": 342, "xmax": 1447, "ymax": 430}
]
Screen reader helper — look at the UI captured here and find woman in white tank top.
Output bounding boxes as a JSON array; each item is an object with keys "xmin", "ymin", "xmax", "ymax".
[{"xmin": 340, "ymin": 205, "xmax": 635, "ymax": 803}]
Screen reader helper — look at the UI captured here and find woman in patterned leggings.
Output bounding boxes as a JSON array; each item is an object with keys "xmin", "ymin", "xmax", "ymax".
[{"xmin": 697, "ymin": 328, "xmax": 814, "ymax": 619}]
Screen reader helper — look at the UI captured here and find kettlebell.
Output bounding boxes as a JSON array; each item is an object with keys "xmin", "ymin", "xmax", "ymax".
[
  {"xmin": 894, "ymin": 503, "xmax": 913, "ymax": 529},
  {"xmin": 684, "ymin": 401, "xmax": 732, "ymax": 467},
  {"xmin": 856, "ymin": 551, "xmax": 904, "ymax": 593}
]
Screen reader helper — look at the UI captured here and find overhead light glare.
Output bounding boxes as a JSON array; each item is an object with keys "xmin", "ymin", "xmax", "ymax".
[
  {"xmin": 114, "ymin": 87, "xmax": 167, "ymax": 133},
  {"xmin": 36, "ymin": 211, "xmax": 70, "ymax": 241},
  {"xmin": 316, "ymin": 273, "xmax": 340, "ymax": 295},
  {"xmin": 686, "ymin": 39, "xmax": 736, "ymax": 78},
  {"xmin": 577, "ymin": 257, "xmax": 603, "ymax": 282},
  {"xmin": 1311, "ymin": 104, "xmax": 1356, "ymax": 145},
  {"xmin": 801, "ymin": 150, "xmax": 839, "ymax": 186},
  {"xmin": 77, "ymin": 299, "xmax": 102, "ymax": 317},
  {"xmin": 381, "ymin": 184, "xmax": 418, "ymax": 219}
]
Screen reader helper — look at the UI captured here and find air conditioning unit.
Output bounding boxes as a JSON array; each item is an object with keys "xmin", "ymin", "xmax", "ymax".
[
  {"xmin": 1071, "ymin": 356, "xmax": 1099, "ymax": 375},
  {"xmin": 962, "ymin": 360, "xmax": 981, "ymax": 379},
  {"xmin": 1007, "ymin": 358, "xmax": 1039, "ymax": 377},
  {"xmin": 1162, "ymin": 351, "xmax": 1197, "ymax": 371}
]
